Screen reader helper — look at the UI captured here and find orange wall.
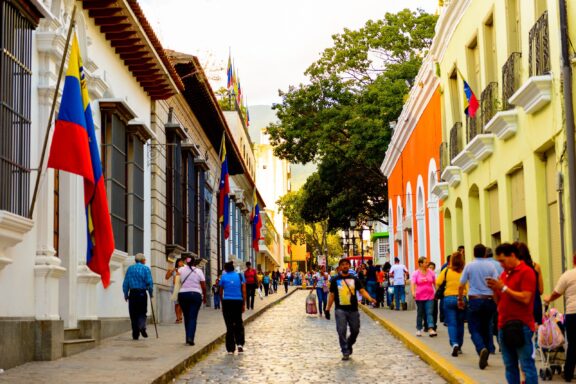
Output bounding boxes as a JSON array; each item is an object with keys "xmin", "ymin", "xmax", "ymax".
[{"xmin": 388, "ymin": 88, "xmax": 444, "ymax": 269}]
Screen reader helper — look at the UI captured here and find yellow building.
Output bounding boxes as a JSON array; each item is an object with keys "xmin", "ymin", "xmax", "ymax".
[{"xmin": 430, "ymin": 0, "xmax": 576, "ymax": 294}]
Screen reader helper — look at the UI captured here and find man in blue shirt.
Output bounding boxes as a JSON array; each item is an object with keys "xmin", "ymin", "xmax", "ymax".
[
  {"xmin": 459, "ymin": 244, "xmax": 499, "ymax": 369},
  {"xmin": 219, "ymin": 261, "xmax": 246, "ymax": 354},
  {"xmin": 123, "ymin": 253, "xmax": 153, "ymax": 340}
]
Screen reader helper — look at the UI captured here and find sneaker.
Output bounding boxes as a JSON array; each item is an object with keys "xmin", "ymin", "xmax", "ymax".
[
  {"xmin": 451, "ymin": 345, "xmax": 459, "ymax": 357},
  {"xmin": 479, "ymin": 348, "xmax": 489, "ymax": 370},
  {"xmin": 237, "ymin": 345, "xmax": 244, "ymax": 353},
  {"xmin": 416, "ymin": 330, "xmax": 422, "ymax": 337},
  {"xmin": 429, "ymin": 329, "xmax": 437, "ymax": 337},
  {"xmin": 140, "ymin": 329, "xmax": 148, "ymax": 338},
  {"xmin": 342, "ymin": 354, "xmax": 350, "ymax": 361}
]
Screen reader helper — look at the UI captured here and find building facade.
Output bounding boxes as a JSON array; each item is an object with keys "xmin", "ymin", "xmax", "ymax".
[{"xmin": 430, "ymin": 0, "xmax": 575, "ymax": 295}]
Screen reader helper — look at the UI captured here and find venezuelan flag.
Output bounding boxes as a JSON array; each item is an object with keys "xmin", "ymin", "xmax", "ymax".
[
  {"xmin": 226, "ymin": 54, "xmax": 233, "ymax": 90},
  {"xmin": 463, "ymin": 79, "xmax": 479, "ymax": 118},
  {"xmin": 48, "ymin": 34, "xmax": 115, "ymax": 288},
  {"xmin": 251, "ymin": 190, "xmax": 261, "ymax": 251},
  {"xmin": 218, "ymin": 136, "xmax": 230, "ymax": 239}
]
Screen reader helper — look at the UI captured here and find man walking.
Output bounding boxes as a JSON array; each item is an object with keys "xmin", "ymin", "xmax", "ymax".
[
  {"xmin": 244, "ymin": 261, "xmax": 257, "ymax": 310},
  {"xmin": 365, "ymin": 260, "xmax": 378, "ymax": 307},
  {"xmin": 486, "ymin": 243, "xmax": 538, "ymax": 384},
  {"xmin": 389, "ymin": 257, "xmax": 408, "ymax": 310},
  {"xmin": 326, "ymin": 258, "xmax": 376, "ymax": 361},
  {"xmin": 123, "ymin": 253, "xmax": 153, "ymax": 340},
  {"xmin": 459, "ymin": 243, "xmax": 499, "ymax": 369}
]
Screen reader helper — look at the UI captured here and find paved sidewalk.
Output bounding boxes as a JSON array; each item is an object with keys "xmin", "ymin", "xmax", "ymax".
[
  {"xmin": 0, "ymin": 287, "xmax": 298, "ymax": 384},
  {"xmin": 361, "ymin": 306, "xmax": 565, "ymax": 384}
]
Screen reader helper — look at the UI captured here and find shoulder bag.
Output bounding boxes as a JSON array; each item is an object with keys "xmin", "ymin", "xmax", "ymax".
[
  {"xmin": 434, "ymin": 268, "xmax": 449, "ymax": 301},
  {"xmin": 171, "ymin": 266, "xmax": 194, "ymax": 301}
]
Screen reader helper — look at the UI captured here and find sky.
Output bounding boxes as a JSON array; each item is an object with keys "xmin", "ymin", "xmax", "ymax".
[{"xmin": 139, "ymin": 0, "xmax": 438, "ymax": 106}]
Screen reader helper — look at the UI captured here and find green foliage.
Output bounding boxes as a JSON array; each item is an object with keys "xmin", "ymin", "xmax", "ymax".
[{"xmin": 268, "ymin": 9, "xmax": 437, "ymax": 230}]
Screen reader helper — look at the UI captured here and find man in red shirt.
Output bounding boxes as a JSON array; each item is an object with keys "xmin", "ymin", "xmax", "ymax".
[
  {"xmin": 486, "ymin": 243, "xmax": 537, "ymax": 384},
  {"xmin": 244, "ymin": 262, "xmax": 258, "ymax": 310}
]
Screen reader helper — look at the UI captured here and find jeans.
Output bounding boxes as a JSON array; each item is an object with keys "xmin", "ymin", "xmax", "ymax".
[
  {"xmin": 316, "ymin": 288, "xmax": 328, "ymax": 315},
  {"xmin": 222, "ymin": 299, "xmax": 245, "ymax": 352},
  {"xmin": 432, "ymin": 299, "xmax": 439, "ymax": 330},
  {"xmin": 564, "ymin": 314, "xmax": 576, "ymax": 381},
  {"xmin": 386, "ymin": 287, "xmax": 393, "ymax": 307},
  {"xmin": 394, "ymin": 285, "xmax": 406, "ymax": 310},
  {"xmin": 498, "ymin": 325, "xmax": 538, "ymax": 384},
  {"xmin": 444, "ymin": 296, "xmax": 466, "ymax": 347},
  {"xmin": 416, "ymin": 300, "xmax": 434, "ymax": 331},
  {"xmin": 246, "ymin": 283, "xmax": 257, "ymax": 309},
  {"xmin": 128, "ymin": 289, "xmax": 148, "ymax": 340},
  {"xmin": 273, "ymin": 279, "xmax": 278, "ymax": 292},
  {"xmin": 335, "ymin": 309, "xmax": 360, "ymax": 355},
  {"xmin": 467, "ymin": 298, "xmax": 497, "ymax": 354},
  {"xmin": 263, "ymin": 283, "xmax": 269, "ymax": 296},
  {"xmin": 366, "ymin": 281, "xmax": 377, "ymax": 302},
  {"xmin": 213, "ymin": 294, "xmax": 221, "ymax": 309},
  {"xmin": 178, "ymin": 291, "xmax": 202, "ymax": 343}
]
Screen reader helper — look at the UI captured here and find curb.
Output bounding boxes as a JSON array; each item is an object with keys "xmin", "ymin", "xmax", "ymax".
[
  {"xmin": 151, "ymin": 288, "xmax": 300, "ymax": 384},
  {"xmin": 360, "ymin": 305, "xmax": 476, "ymax": 384}
]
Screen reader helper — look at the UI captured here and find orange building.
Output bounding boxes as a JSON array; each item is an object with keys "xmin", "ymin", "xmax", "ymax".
[{"xmin": 381, "ymin": 58, "xmax": 445, "ymax": 273}]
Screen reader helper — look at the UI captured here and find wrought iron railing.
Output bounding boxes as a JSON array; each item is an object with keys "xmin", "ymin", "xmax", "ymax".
[
  {"xmin": 529, "ymin": 11, "xmax": 550, "ymax": 77},
  {"xmin": 502, "ymin": 52, "xmax": 522, "ymax": 110},
  {"xmin": 439, "ymin": 142, "xmax": 449, "ymax": 176},
  {"xmin": 480, "ymin": 81, "xmax": 498, "ymax": 129},
  {"xmin": 449, "ymin": 122, "xmax": 463, "ymax": 163},
  {"xmin": 467, "ymin": 115, "xmax": 480, "ymax": 142}
]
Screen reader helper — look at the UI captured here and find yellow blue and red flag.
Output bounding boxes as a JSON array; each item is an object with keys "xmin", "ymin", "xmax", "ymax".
[
  {"xmin": 463, "ymin": 79, "xmax": 479, "ymax": 118},
  {"xmin": 226, "ymin": 54, "xmax": 233, "ymax": 90},
  {"xmin": 48, "ymin": 34, "xmax": 115, "ymax": 288},
  {"xmin": 218, "ymin": 136, "xmax": 230, "ymax": 239},
  {"xmin": 251, "ymin": 189, "xmax": 261, "ymax": 251}
]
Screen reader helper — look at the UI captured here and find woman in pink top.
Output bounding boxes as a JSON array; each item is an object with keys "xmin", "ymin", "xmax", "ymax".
[{"xmin": 411, "ymin": 257, "xmax": 437, "ymax": 337}]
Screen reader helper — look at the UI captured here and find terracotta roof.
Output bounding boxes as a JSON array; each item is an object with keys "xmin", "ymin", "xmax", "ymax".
[{"xmin": 81, "ymin": 0, "xmax": 184, "ymax": 100}]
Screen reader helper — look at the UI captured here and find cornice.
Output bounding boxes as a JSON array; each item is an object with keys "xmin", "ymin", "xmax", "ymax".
[{"xmin": 430, "ymin": 0, "xmax": 472, "ymax": 63}]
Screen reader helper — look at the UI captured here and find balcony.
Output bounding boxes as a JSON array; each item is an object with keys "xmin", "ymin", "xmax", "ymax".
[
  {"xmin": 449, "ymin": 122, "xmax": 463, "ymax": 163},
  {"xmin": 467, "ymin": 134, "xmax": 495, "ymax": 161},
  {"xmin": 467, "ymin": 115, "xmax": 480, "ymax": 143},
  {"xmin": 439, "ymin": 142, "xmax": 449, "ymax": 176},
  {"xmin": 431, "ymin": 182, "xmax": 449, "ymax": 202},
  {"xmin": 441, "ymin": 166, "xmax": 461, "ymax": 187},
  {"xmin": 451, "ymin": 147, "xmax": 478, "ymax": 173},
  {"xmin": 485, "ymin": 109, "xmax": 519, "ymax": 140},
  {"xmin": 509, "ymin": 74, "xmax": 552, "ymax": 114},
  {"xmin": 0, "ymin": 210, "xmax": 34, "ymax": 270},
  {"xmin": 480, "ymin": 82, "xmax": 498, "ymax": 130},
  {"xmin": 502, "ymin": 52, "xmax": 522, "ymax": 110},
  {"xmin": 529, "ymin": 11, "xmax": 550, "ymax": 77}
]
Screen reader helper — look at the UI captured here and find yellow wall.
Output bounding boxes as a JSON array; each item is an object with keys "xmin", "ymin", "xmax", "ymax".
[
  {"xmin": 437, "ymin": 0, "xmax": 574, "ymax": 294},
  {"xmin": 290, "ymin": 241, "xmax": 307, "ymax": 262}
]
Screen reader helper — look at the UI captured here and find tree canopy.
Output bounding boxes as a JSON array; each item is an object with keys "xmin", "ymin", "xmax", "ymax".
[{"xmin": 267, "ymin": 9, "xmax": 437, "ymax": 230}]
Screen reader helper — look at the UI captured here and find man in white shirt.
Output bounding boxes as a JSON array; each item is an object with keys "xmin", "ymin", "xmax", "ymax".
[{"xmin": 389, "ymin": 257, "xmax": 409, "ymax": 310}]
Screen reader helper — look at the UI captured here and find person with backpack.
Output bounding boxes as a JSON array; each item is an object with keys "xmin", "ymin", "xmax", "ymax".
[
  {"xmin": 219, "ymin": 261, "xmax": 246, "ymax": 354},
  {"xmin": 263, "ymin": 272, "xmax": 271, "ymax": 296}
]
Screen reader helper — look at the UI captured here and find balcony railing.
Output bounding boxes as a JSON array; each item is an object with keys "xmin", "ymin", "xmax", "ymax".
[
  {"xmin": 449, "ymin": 122, "xmax": 463, "ymax": 163},
  {"xmin": 529, "ymin": 11, "xmax": 550, "ymax": 77},
  {"xmin": 439, "ymin": 142, "xmax": 449, "ymax": 175},
  {"xmin": 502, "ymin": 52, "xmax": 522, "ymax": 110},
  {"xmin": 467, "ymin": 115, "xmax": 480, "ymax": 143},
  {"xmin": 480, "ymin": 81, "xmax": 498, "ymax": 129}
]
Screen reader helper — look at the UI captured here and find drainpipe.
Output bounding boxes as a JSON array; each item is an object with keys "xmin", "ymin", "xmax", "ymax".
[{"xmin": 559, "ymin": 0, "xmax": 576, "ymax": 262}]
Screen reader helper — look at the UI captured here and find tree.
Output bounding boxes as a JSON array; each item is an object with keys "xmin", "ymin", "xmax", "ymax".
[{"xmin": 267, "ymin": 9, "xmax": 437, "ymax": 230}]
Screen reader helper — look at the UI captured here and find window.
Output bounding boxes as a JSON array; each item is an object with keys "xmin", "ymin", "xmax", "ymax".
[
  {"xmin": 488, "ymin": 185, "xmax": 501, "ymax": 248},
  {"xmin": 448, "ymin": 68, "xmax": 461, "ymax": 125},
  {"xmin": 466, "ymin": 36, "xmax": 480, "ymax": 93},
  {"xmin": 0, "ymin": 1, "xmax": 36, "ymax": 216},
  {"xmin": 483, "ymin": 15, "xmax": 497, "ymax": 84},
  {"xmin": 506, "ymin": 0, "xmax": 521, "ymax": 54},
  {"xmin": 101, "ymin": 101, "xmax": 150, "ymax": 254}
]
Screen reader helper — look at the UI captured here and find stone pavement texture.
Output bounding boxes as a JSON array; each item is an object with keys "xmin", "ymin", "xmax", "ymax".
[
  {"xmin": 361, "ymin": 305, "xmax": 566, "ymax": 384},
  {"xmin": 0, "ymin": 287, "xmax": 298, "ymax": 384},
  {"xmin": 176, "ymin": 290, "xmax": 446, "ymax": 384}
]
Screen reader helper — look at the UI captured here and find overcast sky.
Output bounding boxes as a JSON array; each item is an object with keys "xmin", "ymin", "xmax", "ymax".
[{"xmin": 140, "ymin": 0, "xmax": 438, "ymax": 106}]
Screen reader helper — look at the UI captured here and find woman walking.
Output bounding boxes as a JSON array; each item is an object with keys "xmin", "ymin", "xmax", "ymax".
[
  {"xmin": 177, "ymin": 257, "xmax": 206, "ymax": 346},
  {"xmin": 219, "ymin": 261, "xmax": 246, "ymax": 354},
  {"xmin": 411, "ymin": 257, "xmax": 437, "ymax": 337},
  {"xmin": 165, "ymin": 258, "xmax": 184, "ymax": 323},
  {"xmin": 514, "ymin": 242, "xmax": 544, "ymax": 325},
  {"xmin": 437, "ymin": 252, "xmax": 467, "ymax": 356},
  {"xmin": 313, "ymin": 267, "xmax": 330, "ymax": 317}
]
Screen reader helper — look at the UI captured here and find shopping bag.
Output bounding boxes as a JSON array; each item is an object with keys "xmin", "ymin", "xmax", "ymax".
[
  {"xmin": 258, "ymin": 286, "xmax": 264, "ymax": 300},
  {"xmin": 306, "ymin": 292, "xmax": 318, "ymax": 314}
]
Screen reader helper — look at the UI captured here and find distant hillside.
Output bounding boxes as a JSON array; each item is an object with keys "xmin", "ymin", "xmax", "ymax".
[{"xmin": 248, "ymin": 105, "xmax": 316, "ymax": 191}]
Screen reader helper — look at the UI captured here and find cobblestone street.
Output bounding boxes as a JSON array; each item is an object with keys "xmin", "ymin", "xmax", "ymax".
[{"xmin": 176, "ymin": 291, "xmax": 446, "ymax": 383}]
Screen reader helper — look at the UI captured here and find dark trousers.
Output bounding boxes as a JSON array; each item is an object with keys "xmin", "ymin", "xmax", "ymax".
[
  {"xmin": 128, "ymin": 289, "xmax": 148, "ymax": 340},
  {"xmin": 467, "ymin": 298, "xmax": 497, "ymax": 354},
  {"xmin": 335, "ymin": 309, "xmax": 360, "ymax": 355},
  {"xmin": 432, "ymin": 299, "xmax": 439, "ymax": 330},
  {"xmin": 284, "ymin": 281, "xmax": 289, "ymax": 293},
  {"xmin": 222, "ymin": 299, "xmax": 245, "ymax": 352},
  {"xmin": 246, "ymin": 283, "xmax": 257, "ymax": 309},
  {"xmin": 273, "ymin": 279, "xmax": 278, "ymax": 292},
  {"xmin": 263, "ymin": 283, "xmax": 269, "ymax": 296},
  {"xmin": 565, "ymin": 314, "xmax": 576, "ymax": 381},
  {"xmin": 179, "ymin": 291, "xmax": 202, "ymax": 343}
]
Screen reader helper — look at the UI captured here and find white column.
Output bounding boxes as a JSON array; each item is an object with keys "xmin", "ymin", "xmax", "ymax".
[
  {"xmin": 77, "ymin": 265, "xmax": 100, "ymax": 320},
  {"xmin": 428, "ymin": 199, "xmax": 441, "ymax": 267}
]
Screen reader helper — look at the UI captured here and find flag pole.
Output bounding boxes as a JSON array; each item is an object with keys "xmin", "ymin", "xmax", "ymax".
[{"xmin": 29, "ymin": 5, "xmax": 78, "ymax": 219}]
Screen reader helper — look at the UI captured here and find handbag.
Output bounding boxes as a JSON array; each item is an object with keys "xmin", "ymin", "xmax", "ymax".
[
  {"xmin": 170, "ymin": 266, "xmax": 194, "ymax": 301},
  {"xmin": 434, "ymin": 268, "xmax": 449, "ymax": 300}
]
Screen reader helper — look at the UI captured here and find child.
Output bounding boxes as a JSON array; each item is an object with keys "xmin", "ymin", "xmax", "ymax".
[{"xmin": 212, "ymin": 278, "xmax": 221, "ymax": 309}]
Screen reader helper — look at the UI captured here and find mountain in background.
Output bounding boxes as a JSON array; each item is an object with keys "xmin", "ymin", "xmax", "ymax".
[{"xmin": 248, "ymin": 105, "xmax": 316, "ymax": 191}]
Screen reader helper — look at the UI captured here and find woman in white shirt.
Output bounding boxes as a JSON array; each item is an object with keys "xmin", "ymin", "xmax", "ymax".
[{"xmin": 177, "ymin": 258, "xmax": 207, "ymax": 346}]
